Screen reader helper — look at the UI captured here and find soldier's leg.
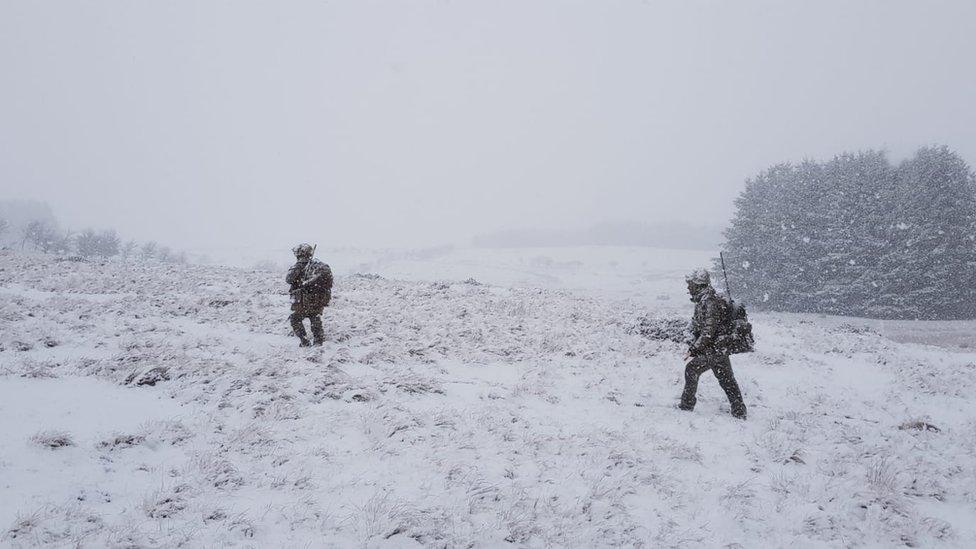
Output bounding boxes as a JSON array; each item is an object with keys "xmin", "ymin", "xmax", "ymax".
[
  {"xmin": 309, "ymin": 314, "xmax": 324, "ymax": 346},
  {"xmin": 680, "ymin": 358, "xmax": 712, "ymax": 410},
  {"xmin": 712, "ymin": 356, "xmax": 747, "ymax": 418},
  {"xmin": 289, "ymin": 311, "xmax": 311, "ymax": 346}
]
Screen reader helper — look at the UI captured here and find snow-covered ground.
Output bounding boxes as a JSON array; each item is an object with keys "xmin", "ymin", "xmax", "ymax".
[
  {"xmin": 196, "ymin": 245, "xmax": 715, "ymax": 310},
  {"xmin": 1, "ymin": 248, "xmax": 975, "ymax": 547}
]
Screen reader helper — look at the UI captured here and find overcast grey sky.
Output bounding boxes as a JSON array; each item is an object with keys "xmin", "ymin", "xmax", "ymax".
[{"xmin": 2, "ymin": 1, "xmax": 975, "ymax": 249}]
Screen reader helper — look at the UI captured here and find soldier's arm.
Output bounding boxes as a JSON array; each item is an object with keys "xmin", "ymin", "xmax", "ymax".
[
  {"xmin": 691, "ymin": 299, "xmax": 720, "ymax": 352},
  {"xmin": 285, "ymin": 265, "xmax": 302, "ymax": 286}
]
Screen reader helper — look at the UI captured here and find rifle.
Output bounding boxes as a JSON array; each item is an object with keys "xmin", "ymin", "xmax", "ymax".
[
  {"xmin": 720, "ymin": 251, "xmax": 732, "ymax": 302},
  {"xmin": 302, "ymin": 244, "xmax": 318, "ymax": 285}
]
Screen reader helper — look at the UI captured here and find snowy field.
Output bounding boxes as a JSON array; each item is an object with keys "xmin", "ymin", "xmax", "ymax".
[
  {"xmin": 192, "ymin": 245, "xmax": 714, "ymax": 308},
  {"xmin": 2, "ymin": 247, "xmax": 976, "ymax": 547}
]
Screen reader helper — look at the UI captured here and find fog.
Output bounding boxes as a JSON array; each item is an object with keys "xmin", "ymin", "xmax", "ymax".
[{"xmin": 2, "ymin": 1, "xmax": 975, "ymax": 251}]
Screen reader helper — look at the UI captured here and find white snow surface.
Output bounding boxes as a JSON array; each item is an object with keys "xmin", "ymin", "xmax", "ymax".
[{"xmin": 1, "ymin": 248, "xmax": 975, "ymax": 547}]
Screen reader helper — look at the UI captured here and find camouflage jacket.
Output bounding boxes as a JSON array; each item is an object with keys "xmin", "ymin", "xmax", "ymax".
[
  {"xmin": 689, "ymin": 287, "xmax": 729, "ymax": 356},
  {"xmin": 286, "ymin": 259, "xmax": 333, "ymax": 297}
]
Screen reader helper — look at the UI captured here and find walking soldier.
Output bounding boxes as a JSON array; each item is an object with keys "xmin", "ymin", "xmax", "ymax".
[
  {"xmin": 679, "ymin": 268, "xmax": 748, "ymax": 419},
  {"xmin": 286, "ymin": 243, "xmax": 333, "ymax": 347}
]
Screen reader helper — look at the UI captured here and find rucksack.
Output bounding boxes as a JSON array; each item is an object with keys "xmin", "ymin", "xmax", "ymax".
[
  {"xmin": 304, "ymin": 261, "xmax": 334, "ymax": 292},
  {"xmin": 718, "ymin": 296, "xmax": 755, "ymax": 354}
]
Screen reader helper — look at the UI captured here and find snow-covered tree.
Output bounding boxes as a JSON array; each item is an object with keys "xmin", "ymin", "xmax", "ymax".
[
  {"xmin": 870, "ymin": 146, "xmax": 976, "ymax": 319},
  {"xmin": 720, "ymin": 146, "xmax": 976, "ymax": 319}
]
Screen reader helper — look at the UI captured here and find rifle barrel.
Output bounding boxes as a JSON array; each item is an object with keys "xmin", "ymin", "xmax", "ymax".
[{"xmin": 720, "ymin": 252, "xmax": 733, "ymax": 302}]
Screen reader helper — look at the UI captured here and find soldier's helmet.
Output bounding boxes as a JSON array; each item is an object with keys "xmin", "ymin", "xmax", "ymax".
[
  {"xmin": 685, "ymin": 269, "xmax": 711, "ymax": 288},
  {"xmin": 292, "ymin": 243, "xmax": 314, "ymax": 259}
]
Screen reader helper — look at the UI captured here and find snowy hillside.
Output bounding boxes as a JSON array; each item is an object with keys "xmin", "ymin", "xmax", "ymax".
[{"xmin": 2, "ymin": 249, "xmax": 975, "ymax": 547}]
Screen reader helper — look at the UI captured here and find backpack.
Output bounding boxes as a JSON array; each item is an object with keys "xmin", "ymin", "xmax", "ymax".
[
  {"xmin": 719, "ymin": 296, "xmax": 755, "ymax": 354},
  {"xmin": 304, "ymin": 261, "xmax": 334, "ymax": 291}
]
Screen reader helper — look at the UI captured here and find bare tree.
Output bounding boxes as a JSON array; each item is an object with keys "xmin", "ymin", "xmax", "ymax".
[
  {"xmin": 21, "ymin": 220, "xmax": 44, "ymax": 250},
  {"xmin": 139, "ymin": 241, "xmax": 158, "ymax": 261},
  {"xmin": 120, "ymin": 239, "xmax": 138, "ymax": 260},
  {"xmin": 75, "ymin": 229, "xmax": 99, "ymax": 257},
  {"xmin": 48, "ymin": 232, "xmax": 73, "ymax": 255},
  {"xmin": 21, "ymin": 220, "xmax": 60, "ymax": 252},
  {"xmin": 157, "ymin": 246, "xmax": 173, "ymax": 263},
  {"xmin": 96, "ymin": 229, "xmax": 121, "ymax": 257}
]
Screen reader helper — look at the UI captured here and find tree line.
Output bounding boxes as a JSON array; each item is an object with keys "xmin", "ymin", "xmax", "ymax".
[
  {"xmin": 1, "ymin": 218, "xmax": 187, "ymax": 263},
  {"xmin": 720, "ymin": 145, "xmax": 976, "ymax": 320}
]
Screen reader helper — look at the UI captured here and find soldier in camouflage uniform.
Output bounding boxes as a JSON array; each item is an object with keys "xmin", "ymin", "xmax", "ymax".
[
  {"xmin": 286, "ymin": 243, "xmax": 333, "ymax": 347},
  {"xmin": 679, "ymin": 269, "xmax": 747, "ymax": 419}
]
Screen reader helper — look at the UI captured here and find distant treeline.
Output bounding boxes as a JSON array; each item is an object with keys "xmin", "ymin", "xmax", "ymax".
[
  {"xmin": 473, "ymin": 222, "xmax": 723, "ymax": 250},
  {"xmin": 0, "ymin": 200, "xmax": 187, "ymax": 263},
  {"xmin": 720, "ymin": 145, "xmax": 976, "ymax": 320}
]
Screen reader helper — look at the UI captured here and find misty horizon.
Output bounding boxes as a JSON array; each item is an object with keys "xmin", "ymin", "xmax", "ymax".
[{"xmin": 3, "ymin": 1, "xmax": 975, "ymax": 250}]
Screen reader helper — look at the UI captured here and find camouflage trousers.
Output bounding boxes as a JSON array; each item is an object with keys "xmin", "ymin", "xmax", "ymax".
[
  {"xmin": 680, "ymin": 355, "xmax": 746, "ymax": 417},
  {"xmin": 290, "ymin": 302, "xmax": 325, "ymax": 345}
]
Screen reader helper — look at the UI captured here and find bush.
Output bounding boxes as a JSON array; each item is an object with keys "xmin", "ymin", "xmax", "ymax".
[{"xmin": 75, "ymin": 229, "xmax": 121, "ymax": 258}]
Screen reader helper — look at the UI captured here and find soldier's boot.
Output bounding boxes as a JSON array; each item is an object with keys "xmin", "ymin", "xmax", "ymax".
[
  {"xmin": 723, "ymin": 388, "xmax": 746, "ymax": 419},
  {"xmin": 714, "ymin": 358, "xmax": 747, "ymax": 419},
  {"xmin": 290, "ymin": 313, "xmax": 311, "ymax": 347},
  {"xmin": 309, "ymin": 315, "xmax": 325, "ymax": 347}
]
